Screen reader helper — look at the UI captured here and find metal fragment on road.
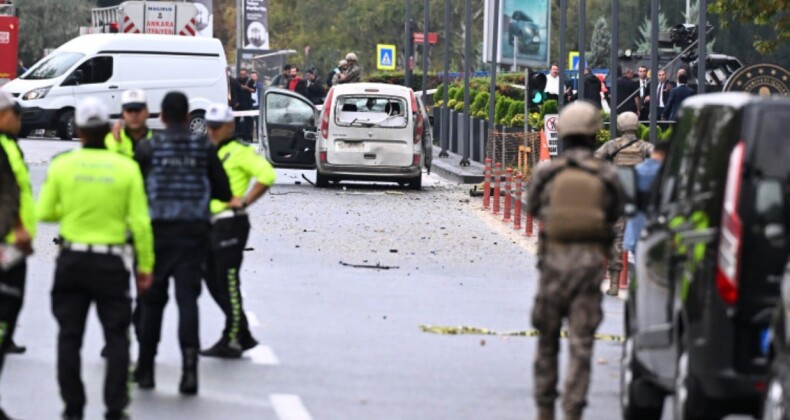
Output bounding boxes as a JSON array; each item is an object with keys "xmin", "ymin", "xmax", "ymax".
[
  {"xmin": 418, "ymin": 325, "xmax": 624, "ymax": 342},
  {"xmin": 339, "ymin": 261, "xmax": 400, "ymax": 270}
]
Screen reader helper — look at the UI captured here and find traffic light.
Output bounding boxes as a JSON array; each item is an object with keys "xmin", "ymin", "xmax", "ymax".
[{"xmin": 528, "ymin": 71, "xmax": 547, "ymax": 109}]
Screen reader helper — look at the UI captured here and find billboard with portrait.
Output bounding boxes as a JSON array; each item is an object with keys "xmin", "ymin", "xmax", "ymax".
[
  {"xmin": 483, "ymin": 0, "xmax": 550, "ymax": 68},
  {"xmin": 186, "ymin": 0, "xmax": 213, "ymax": 37},
  {"xmin": 236, "ymin": 49, "xmax": 285, "ymax": 86},
  {"xmin": 244, "ymin": 0, "xmax": 270, "ymax": 49}
]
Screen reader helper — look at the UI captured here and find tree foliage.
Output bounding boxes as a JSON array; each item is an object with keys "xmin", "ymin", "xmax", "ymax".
[
  {"xmin": 587, "ymin": 17, "xmax": 610, "ymax": 69},
  {"xmin": 17, "ymin": 0, "xmax": 96, "ymax": 65},
  {"xmin": 709, "ymin": 0, "xmax": 790, "ymax": 53}
]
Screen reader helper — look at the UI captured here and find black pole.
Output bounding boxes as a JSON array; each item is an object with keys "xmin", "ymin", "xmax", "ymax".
[
  {"xmin": 577, "ymin": 0, "xmax": 586, "ymax": 101},
  {"xmin": 405, "ymin": 0, "xmax": 412, "ymax": 87},
  {"xmin": 422, "ymin": 0, "xmax": 429, "ymax": 102},
  {"xmin": 461, "ymin": 0, "xmax": 471, "ymax": 166},
  {"xmin": 649, "ymin": 0, "xmax": 659, "ymax": 143},
  {"xmin": 558, "ymin": 0, "xmax": 567, "ymax": 155},
  {"xmin": 698, "ymin": 0, "xmax": 707, "ymax": 94},
  {"xmin": 610, "ymin": 0, "xmax": 619, "ymax": 140},
  {"xmin": 488, "ymin": 0, "xmax": 500, "ymax": 126},
  {"xmin": 439, "ymin": 0, "xmax": 450, "ymax": 158}
]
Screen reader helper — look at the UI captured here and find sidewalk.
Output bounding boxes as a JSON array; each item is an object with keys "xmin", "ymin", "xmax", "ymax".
[{"xmin": 430, "ymin": 147, "xmax": 485, "ymax": 184}]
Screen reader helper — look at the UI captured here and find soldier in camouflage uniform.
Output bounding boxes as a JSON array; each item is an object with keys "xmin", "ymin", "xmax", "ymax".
[
  {"xmin": 528, "ymin": 102, "xmax": 625, "ymax": 420},
  {"xmin": 594, "ymin": 112, "xmax": 653, "ymax": 295},
  {"xmin": 337, "ymin": 53, "xmax": 362, "ymax": 84}
]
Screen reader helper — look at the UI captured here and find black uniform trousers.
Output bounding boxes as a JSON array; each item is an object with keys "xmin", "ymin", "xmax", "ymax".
[
  {"xmin": 138, "ymin": 224, "xmax": 208, "ymax": 353},
  {"xmin": 205, "ymin": 214, "xmax": 252, "ymax": 345},
  {"xmin": 51, "ymin": 251, "xmax": 131, "ymax": 419},
  {"xmin": 0, "ymin": 260, "xmax": 26, "ymax": 391}
]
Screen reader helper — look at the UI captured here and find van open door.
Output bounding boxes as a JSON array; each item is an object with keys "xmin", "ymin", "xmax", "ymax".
[{"xmin": 260, "ymin": 89, "xmax": 318, "ymax": 169}]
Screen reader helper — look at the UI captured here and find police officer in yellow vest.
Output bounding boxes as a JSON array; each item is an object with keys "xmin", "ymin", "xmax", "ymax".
[
  {"xmin": 0, "ymin": 91, "xmax": 34, "ymax": 420},
  {"xmin": 105, "ymin": 89, "xmax": 154, "ymax": 157},
  {"xmin": 37, "ymin": 97, "xmax": 154, "ymax": 420},
  {"xmin": 200, "ymin": 103, "xmax": 276, "ymax": 358}
]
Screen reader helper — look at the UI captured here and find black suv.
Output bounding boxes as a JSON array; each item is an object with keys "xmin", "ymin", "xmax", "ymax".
[{"xmin": 620, "ymin": 93, "xmax": 790, "ymax": 420}]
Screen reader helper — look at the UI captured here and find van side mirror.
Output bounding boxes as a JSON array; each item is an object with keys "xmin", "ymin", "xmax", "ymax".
[
  {"xmin": 617, "ymin": 166, "xmax": 638, "ymax": 217},
  {"xmin": 756, "ymin": 179, "xmax": 786, "ymax": 242}
]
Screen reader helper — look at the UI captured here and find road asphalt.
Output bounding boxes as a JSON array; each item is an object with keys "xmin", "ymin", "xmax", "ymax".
[{"xmin": 2, "ymin": 138, "xmax": 635, "ymax": 419}]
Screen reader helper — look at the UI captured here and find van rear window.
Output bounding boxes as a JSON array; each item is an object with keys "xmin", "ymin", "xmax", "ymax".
[
  {"xmin": 755, "ymin": 110, "xmax": 790, "ymax": 178},
  {"xmin": 334, "ymin": 96, "xmax": 408, "ymax": 128}
]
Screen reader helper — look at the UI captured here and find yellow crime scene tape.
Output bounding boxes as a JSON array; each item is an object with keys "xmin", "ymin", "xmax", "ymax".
[{"xmin": 419, "ymin": 325, "xmax": 625, "ymax": 343}]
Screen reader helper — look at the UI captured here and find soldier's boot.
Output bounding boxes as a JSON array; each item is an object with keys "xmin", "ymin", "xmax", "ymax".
[
  {"xmin": 179, "ymin": 348, "xmax": 199, "ymax": 395},
  {"xmin": 134, "ymin": 348, "xmax": 156, "ymax": 390},
  {"xmin": 606, "ymin": 270, "xmax": 621, "ymax": 296},
  {"xmin": 537, "ymin": 406, "xmax": 555, "ymax": 420}
]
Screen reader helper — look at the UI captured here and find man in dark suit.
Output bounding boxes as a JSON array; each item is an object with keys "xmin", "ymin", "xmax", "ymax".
[
  {"xmin": 662, "ymin": 72, "xmax": 694, "ymax": 122},
  {"xmin": 644, "ymin": 69, "xmax": 674, "ymax": 120},
  {"xmin": 616, "ymin": 67, "xmax": 640, "ymax": 114}
]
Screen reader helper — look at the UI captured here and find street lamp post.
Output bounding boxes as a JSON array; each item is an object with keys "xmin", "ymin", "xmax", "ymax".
[
  {"xmin": 698, "ymin": 0, "xmax": 707, "ymax": 94},
  {"xmin": 439, "ymin": 0, "xmax": 450, "ymax": 158},
  {"xmin": 405, "ymin": 0, "xmax": 412, "ymax": 88},
  {"xmin": 422, "ymin": 0, "xmax": 429, "ymax": 102},
  {"xmin": 577, "ymin": 0, "xmax": 586, "ymax": 101},
  {"xmin": 609, "ymin": 0, "xmax": 619, "ymax": 141},
  {"xmin": 649, "ymin": 0, "xmax": 659, "ymax": 143},
  {"xmin": 488, "ymin": 0, "xmax": 500, "ymax": 130},
  {"xmin": 460, "ymin": 0, "xmax": 471, "ymax": 166}
]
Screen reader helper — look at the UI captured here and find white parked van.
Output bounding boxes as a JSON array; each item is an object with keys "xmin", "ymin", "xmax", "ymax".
[{"xmin": 2, "ymin": 34, "xmax": 228, "ymax": 139}]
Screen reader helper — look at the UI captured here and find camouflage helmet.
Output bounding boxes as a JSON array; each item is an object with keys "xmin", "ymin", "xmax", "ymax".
[
  {"xmin": 558, "ymin": 101, "xmax": 602, "ymax": 137},
  {"xmin": 338, "ymin": 59, "xmax": 348, "ymax": 68},
  {"xmin": 617, "ymin": 111, "xmax": 639, "ymax": 132},
  {"xmin": 345, "ymin": 52, "xmax": 358, "ymax": 62}
]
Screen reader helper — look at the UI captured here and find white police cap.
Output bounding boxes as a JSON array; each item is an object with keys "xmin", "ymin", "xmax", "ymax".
[
  {"xmin": 75, "ymin": 97, "xmax": 110, "ymax": 128},
  {"xmin": 206, "ymin": 103, "xmax": 235, "ymax": 124},
  {"xmin": 121, "ymin": 89, "xmax": 147, "ymax": 110}
]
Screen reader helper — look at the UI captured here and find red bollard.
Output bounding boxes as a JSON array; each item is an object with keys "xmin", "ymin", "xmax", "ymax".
[
  {"xmin": 513, "ymin": 173, "xmax": 522, "ymax": 230},
  {"xmin": 503, "ymin": 168, "xmax": 513, "ymax": 222},
  {"xmin": 620, "ymin": 251, "xmax": 629, "ymax": 288},
  {"xmin": 493, "ymin": 163, "xmax": 502, "ymax": 215},
  {"xmin": 525, "ymin": 212, "xmax": 534, "ymax": 237},
  {"xmin": 483, "ymin": 158, "xmax": 492, "ymax": 209}
]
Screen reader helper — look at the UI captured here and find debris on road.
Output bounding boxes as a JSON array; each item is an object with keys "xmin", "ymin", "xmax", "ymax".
[
  {"xmin": 339, "ymin": 261, "xmax": 400, "ymax": 270},
  {"xmin": 418, "ymin": 325, "xmax": 624, "ymax": 342}
]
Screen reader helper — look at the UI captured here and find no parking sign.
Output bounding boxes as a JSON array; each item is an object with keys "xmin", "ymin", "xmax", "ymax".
[{"xmin": 544, "ymin": 114, "xmax": 559, "ymax": 156}]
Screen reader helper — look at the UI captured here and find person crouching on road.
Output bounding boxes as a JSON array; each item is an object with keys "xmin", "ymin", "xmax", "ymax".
[
  {"xmin": 527, "ymin": 101, "xmax": 625, "ymax": 420},
  {"xmin": 36, "ymin": 97, "xmax": 155, "ymax": 420},
  {"xmin": 201, "ymin": 103, "xmax": 276, "ymax": 359},
  {"xmin": 133, "ymin": 92, "xmax": 233, "ymax": 395},
  {"xmin": 106, "ymin": 89, "xmax": 154, "ymax": 157}
]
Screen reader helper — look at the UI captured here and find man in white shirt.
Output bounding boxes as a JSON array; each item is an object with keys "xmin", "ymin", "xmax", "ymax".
[
  {"xmin": 637, "ymin": 66, "xmax": 649, "ymax": 120},
  {"xmin": 545, "ymin": 64, "xmax": 561, "ymax": 101}
]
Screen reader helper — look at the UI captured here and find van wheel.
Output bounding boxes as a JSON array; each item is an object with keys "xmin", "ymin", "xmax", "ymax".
[
  {"xmin": 56, "ymin": 109, "xmax": 75, "ymax": 140},
  {"xmin": 407, "ymin": 175, "xmax": 422, "ymax": 190},
  {"xmin": 621, "ymin": 337, "xmax": 664, "ymax": 420},
  {"xmin": 189, "ymin": 111, "xmax": 207, "ymax": 136},
  {"xmin": 674, "ymin": 348, "xmax": 720, "ymax": 420},
  {"xmin": 315, "ymin": 171, "xmax": 330, "ymax": 188}
]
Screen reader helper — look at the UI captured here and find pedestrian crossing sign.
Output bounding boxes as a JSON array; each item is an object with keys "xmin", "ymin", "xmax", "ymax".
[{"xmin": 377, "ymin": 44, "xmax": 396, "ymax": 71}]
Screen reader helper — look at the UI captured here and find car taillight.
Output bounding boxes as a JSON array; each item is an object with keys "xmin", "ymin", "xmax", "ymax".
[
  {"xmin": 321, "ymin": 88, "xmax": 334, "ymax": 139},
  {"xmin": 410, "ymin": 90, "xmax": 423, "ymax": 145},
  {"xmin": 716, "ymin": 141, "xmax": 745, "ymax": 305}
]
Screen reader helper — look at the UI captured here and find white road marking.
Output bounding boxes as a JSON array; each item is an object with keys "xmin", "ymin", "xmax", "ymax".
[
  {"xmin": 270, "ymin": 394, "xmax": 313, "ymax": 420},
  {"xmin": 246, "ymin": 345, "xmax": 280, "ymax": 365},
  {"xmin": 246, "ymin": 310, "xmax": 260, "ymax": 327}
]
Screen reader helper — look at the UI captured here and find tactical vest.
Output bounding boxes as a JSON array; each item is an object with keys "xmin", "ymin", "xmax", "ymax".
[
  {"xmin": 612, "ymin": 135, "xmax": 646, "ymax": 167},
  {"xmin": 146, "ymin": 132, "xmax": 212, "ymax": 222},
  {"xmin": 543, "ymin": 157, "xmax": 611, "ymax": 242}
]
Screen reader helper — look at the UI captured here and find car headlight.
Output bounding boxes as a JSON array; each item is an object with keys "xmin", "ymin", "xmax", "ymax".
[{"xmin": 22, "ymin": 86, "xmax": 51, "ymax": 100}]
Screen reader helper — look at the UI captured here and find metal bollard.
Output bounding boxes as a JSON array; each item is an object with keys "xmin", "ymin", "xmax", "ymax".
[
  {"xmin": 493, "ymin": 162, "xmax": 502, "ymax": 215},
  {"xmin": 483, "ymin": 158, "xmax": 492, "ymax": 209},
  {"xmin": 503, "ymin": 168, "xmax": 513, "ymax": 222},
  {"xmin": 514, "ymin": 173, "xmax": 522, "ymax": 230}
]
